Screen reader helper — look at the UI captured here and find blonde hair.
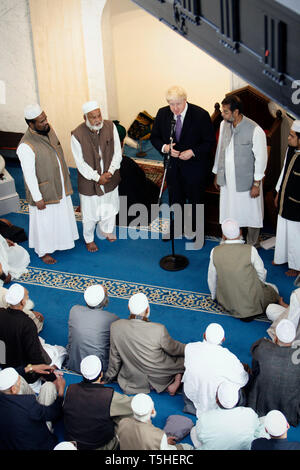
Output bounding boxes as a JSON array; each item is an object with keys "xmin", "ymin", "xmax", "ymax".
[{"xmin": 166, "ymin": 85, "xmax": 187, "ymax": 103}]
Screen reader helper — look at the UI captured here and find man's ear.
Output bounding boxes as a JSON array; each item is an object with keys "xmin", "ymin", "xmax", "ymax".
[{"xmin": 83, "ymin": 114, "xmax": 86, "ymax": 122}]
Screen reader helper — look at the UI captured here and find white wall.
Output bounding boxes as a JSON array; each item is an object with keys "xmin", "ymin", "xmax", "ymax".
[{"xmin": 0, "ymin": 0, "xmax": 39, "ymax": 132}]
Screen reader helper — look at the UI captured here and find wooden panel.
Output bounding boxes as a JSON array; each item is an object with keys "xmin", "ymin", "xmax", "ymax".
[{"xmin": 29, "ymin": 0, "xmax": 89, "ymax": 166}]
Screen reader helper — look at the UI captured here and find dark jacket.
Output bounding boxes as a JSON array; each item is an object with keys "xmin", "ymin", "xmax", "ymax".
[{"xmin": 251, "ymin": 437, "xmax": 300, "ymax": 450}]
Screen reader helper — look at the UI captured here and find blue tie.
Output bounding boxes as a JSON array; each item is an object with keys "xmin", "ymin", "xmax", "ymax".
[{"xmin": 175, "ymin": 115, "xmax": 182, "ymax": 142}]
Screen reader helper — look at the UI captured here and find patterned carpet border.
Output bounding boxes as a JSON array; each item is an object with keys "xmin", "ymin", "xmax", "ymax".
[{"xmin": 19, "ymin": 266, "xmax": 228, "ymax": 315}]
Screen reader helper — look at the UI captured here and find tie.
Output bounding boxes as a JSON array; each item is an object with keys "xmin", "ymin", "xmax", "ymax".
[{"xmin": 175, "ymin": 115, "xmax": 182, "ymax": 142}]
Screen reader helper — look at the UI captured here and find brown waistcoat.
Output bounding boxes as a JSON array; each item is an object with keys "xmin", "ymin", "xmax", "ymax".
[
  {"xmin": 71, "ymin": 120, "xmax": 121, "ymax": 197},
  {"xmin": 18, "ymin": 127, "xmax": 73, "ymax": 206}
]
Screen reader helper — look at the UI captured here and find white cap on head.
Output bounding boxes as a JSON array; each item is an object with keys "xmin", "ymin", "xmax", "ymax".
[
  {"xmin": 217, "ymin": 381, "xmax": 240, "ymax": 409},
  {"xmin": 131, "ymin": 393, "xmax": 153, "ymax": 416},
  {"xmin": 0, "ymin": 367, "xmax": 19, "ymax": 391},
  {"xmin": 265, "ymin": 410, "xmax": 288, "ymax": 437},
  {"xmin": 291, "ymin": 120, "xmax": 300, "ymax": 133},
  {"xmin": 275, "ymin": 319, "xmax": 296, "ymax": 343},
  {"xmin": 54, "ymin": 441, "xmax": 77, "ymax": 450},
  {"xmin": 205, "ymin": 323, "xmax": 225, "ymax": 345},
  {"xmin": 24, "ymin": 104, "xmax": 43, "ymax": 120},
  {"xmin": 221, "ymin": 218, "xmax": 240, "ymax": 240},
  {"xmin": 82, "ymin": 100, "xmax": 100, "ymax": 115},
  {"xmin": 84, "ymin": 285, "xmax": 105, "ymax": 307},
  {"xmin": 5, "ymin": 283, "xmax": 25, "ymax": 306},
  {"xmin": 80, "ymin": 355, "xmax": 102, "ymax": 381},
  {"xmin": 128, "ymin": 293, "xmax": 149, "ymax": 316}
]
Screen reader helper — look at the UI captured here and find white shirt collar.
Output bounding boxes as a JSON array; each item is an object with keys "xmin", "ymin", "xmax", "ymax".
[{"xmin": 223, "ymin": 239, "xmax": 245, "ymax": 245}]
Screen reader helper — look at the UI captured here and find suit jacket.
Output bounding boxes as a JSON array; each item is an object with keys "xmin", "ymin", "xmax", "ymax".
[
  {"xmin": 150, "ymin": 102, "xmax": 215, "ymax": 184},
  {"xmin": 105, "ymin": 318, "xmax": 185, "ymax": 394},
  {"xmin": 251, "ymin": 437, "xmax": 300, "ymax": 450}
]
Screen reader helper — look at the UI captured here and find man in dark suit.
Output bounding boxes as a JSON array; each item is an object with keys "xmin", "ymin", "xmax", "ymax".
[
  {"xmin": 150, "ymin": 86, "xmax": 215, "ymax": 239},
  {"xmin": 251, "ymin": 410, "xmax": 300, "ymax": 450}
]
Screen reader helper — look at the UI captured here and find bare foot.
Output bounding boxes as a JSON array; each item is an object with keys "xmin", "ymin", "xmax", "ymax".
[
  {"xmin": 278, "ymin": 297, "xmax": 289, "ymax": 309},
  {"xmin": 103, "ymin": 233, "xmax": 117, "ymax": 242},
  {"xmin": 285, "ymin": 269, "xmax": 300, "ymax": 277},
  {"xmin": 167, "ymin": 373, "xmax": 182, "ymax": 396},
  {"xmin": 85, "ymin": 241, "xmax": 98, "ymax": 252},
  {"xmin": 41, "ymin": 254, "xmax": 57, "ymax": 264}
]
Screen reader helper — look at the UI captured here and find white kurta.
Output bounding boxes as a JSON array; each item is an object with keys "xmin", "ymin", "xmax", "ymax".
[
  {"xmin": 71, "ymin": 123, "xmax": 122, "ymax": 243},
  {"xmin": 274, "ymin": 149, "xmax": 300, "ymax": 271},
  {"xmin": 213, "ymin": 121, "xmax": 267, "ymax": 228},
  {"xmin": 182, "ymin": 340, "xmax": 249, "ymax": 418},
  {"xmin": 17, "ymin": 143, "xmax": 79, "ymax": 258},
  {"xmin": 0, "ymin": 234, "xmax": 30, "ymax": 286}
]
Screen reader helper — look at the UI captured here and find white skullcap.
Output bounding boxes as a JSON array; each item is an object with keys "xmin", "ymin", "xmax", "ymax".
[
  {"xmin": 84, "ymin": 284, "xmax": 105, "ymax": 307},
  {"xmin": 291, "ymin": 120, "xmax": 300, "ymax": 133},
  {"xmin": 128, "ymin": 293, "xmax": 149, "ymax": 316},
  {"xmin": 80, "ymin": 355, "xmax": 102, "ymax": 381},
  {"xmin": 275, "ymin": 319, "xmax": 296, "ymax": 343},
  {"xmin": 0, "ymin": 367, "xmax": 19, "ymax": 391},
  {"xmin": 264, "ymin": 410, "xmax": 288, "ymax": 437},
  {"xmin": 54, "ymin": 441, "xmax": 77, "ymax": 450},
  {"xmin": 217, "ymin": 381, "xmax": 240, "ymax": 409},
  {"xmin": 82, "ymin": 100, "xmax": 100, "ymax": 115},
  {"xmin": 221, "ymin": 218, "xmax": 240, "ymax": 240},
  {"xmin": 131, "ymin": 393, "xmax": 154, "ymax": 416},
  {"xmin": 205, "ymin": 323, "xmax": 225, "ymax": 345},
  {"xmin": 24, "ymin": 104, "xmax": 43, "ymax": 120},
  {"xmin": 5, "ymin": 283, "xmax": 25, "ymax": 306}
]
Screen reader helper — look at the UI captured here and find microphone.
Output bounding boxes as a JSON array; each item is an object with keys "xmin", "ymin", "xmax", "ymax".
[{"xmin": 170, "ymin": 118, "xmax": 176, "ymax": 138}]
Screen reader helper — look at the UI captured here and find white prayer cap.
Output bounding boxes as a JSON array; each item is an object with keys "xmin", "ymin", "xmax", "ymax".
[
  {"xmin": 275, "ymin": 319, "xmax": 296, "ymax": 343},
  {"xmin": 24, "ymin": 104, "xmax": 43, "ymax": 120},
  {"xmin": 205, "ymin": 323, "xmax": 225, "ymax": 345},
  {"xmin": 82, "ymin": 100, "xmax": 100, "ymax": 115},
  {"xmin": 0, "ymin": 367, "xmax": 19, "ymax": 391},
  {"xmin": 80, "ymin": 355, "xmax": 102, "ymax": 381},
  {"xmin": 54, "ymin": 441, "xmax": 77, "ymax": 450},
  {"xmin": 217, "ymin": 381, "xmax": 240, "ymax": 409},
  {"xmin": 5, "ymin": 283, "xmax": 25, "ymax": 306},
  {"xmin": 291, "ymin": 120, "xmax": 300, "ymax": 133},
  {"xmin": 264, "ymin": 410, "xmax": 288, "ymax": 437},
  {"xmin": 131, "ymin": 393, "xmax": 154, "ymax": 416},
  {"xmin": 128, "ymin": 293, "xmax": 149, "ymax": 316},
  {"xmin": 221, "ymin": 218, "xmax": 240, "ymax": 240},
  {"xmin": 84, "ymin": 284, "xmax": 105, "ymax": 307}
]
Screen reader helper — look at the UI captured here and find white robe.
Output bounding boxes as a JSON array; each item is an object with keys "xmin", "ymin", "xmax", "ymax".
[
  {"xmin": 17, "ymin": 143, "xmax": 79, "ymax": 257},
  {"xmin": 213, "ymin": 121, "xmax": 267, "ymax": 228},
  {"xmin": 0, "ymin": 234, "xmax": 30, "ymax": 286},
  {"xmin": 182, "ymin": 340, "xmax": 249, "ymax": 418},
  {"xmin": 71, "ymin": 123, "xmax": 122, "ymax": 243}
]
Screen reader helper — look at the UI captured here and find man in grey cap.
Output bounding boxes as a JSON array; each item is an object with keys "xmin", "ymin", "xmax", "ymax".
[
  {"xmin": 65, "ymin": 284, "xmax": 119, "ymax": 373},
  {"xmin": 17, "ymin": 104, "xmax": 78, "ymax": 264}
]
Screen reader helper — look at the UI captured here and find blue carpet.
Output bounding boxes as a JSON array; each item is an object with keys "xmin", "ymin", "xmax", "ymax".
[{"xmin": 2, "ymin": 159, "xmax": 300, "ymax": 446}]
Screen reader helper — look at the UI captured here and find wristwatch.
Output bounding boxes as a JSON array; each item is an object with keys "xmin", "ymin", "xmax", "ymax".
[{"xmin": 253, "ymin": 181, "xmax": 261, "ymax": 188}]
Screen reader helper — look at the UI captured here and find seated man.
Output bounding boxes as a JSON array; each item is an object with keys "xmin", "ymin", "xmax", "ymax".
[
  {"xmin": 65, "ymin": 284, "xmax": 119, "ymax": 373},
  {"xmin": 251, "ymin": 410, "xmax": 300, "ymax": 450},
  {"xmin": 0, "ymin": 367, "xmax": 65, "ymax": 450},
  {"xmin": 182, "ymin": 323, "xmax": 249, "ymax": 417},
  {"xmin": 266, "ymin": 287, "xmax": 300, "ymax": 342},
  {"xmin": 0, "ymin": 234, "xmax": 30, "ymax": 287},
  {"xmin": 246, "ymin": 319, "xmax": 300, "ymax": 427},
  {"xmin": 118, "ymin": 393, "xmax": 193, "ymax": 450},
  {"xmin": 63, "ymin": 355, "xmax": 133, "ymax": 450},
  {"xmin": 208, "ymin": 218, "xmax": 286, "ymax": 321},
  {"xmin": 190, "ymin": 381, "xmax": 268, "ymax": 450},
  {"xmin": 104, "ymin": 293, "xmax": 185, "ymax": 395}
]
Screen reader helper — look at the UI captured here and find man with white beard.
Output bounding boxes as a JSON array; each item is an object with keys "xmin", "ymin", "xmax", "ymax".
[
  {"xmin": 17, "ymin": 104, "xmax": 79, "ymax": 264},
  {"xmin": 71, "ymin": 101, "xmax": 122, "ymax": 252}
]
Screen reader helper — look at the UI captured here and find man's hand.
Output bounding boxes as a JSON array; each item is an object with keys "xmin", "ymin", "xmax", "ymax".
[
  {"xmin": 98, "ymin": 172, "xmax": 112, "ymax": 185},
  {"xmin": 213, "ymin": 174, "xmax": 220, "ymax": 191},
  {"xmin": 36, "ymin": 199, "xmax": 46, "ymax": 210},
  {"xmin": 33, "ymin": 311, "xmax": 44, "ymax": 322},
  {"xmin": 250, "ymin": 185, "xmax": 260, "ymax": 198},
  {"xmin": 53, "ymin": 375, "xmax": 66, "ymax": 396},
  {"xmin": 179, "ymin": 149, "xmax": 194, "ymax": 160},
  {"xmin": 167, "ymin": 436, "xmax": 178, "ymax": 445},
  {"xmin": 25, "ymin": 364, "xmax": 55, "ymax": 375}
]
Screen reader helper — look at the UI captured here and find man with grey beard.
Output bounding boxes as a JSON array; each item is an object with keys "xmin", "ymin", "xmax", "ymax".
[
  {"xmin": 64, "ymin": 284, "xmax": 119, "ymax": 373},
  {"xmin": 71, "ymin": 101, "xmax": 122, "ymax": 252}
]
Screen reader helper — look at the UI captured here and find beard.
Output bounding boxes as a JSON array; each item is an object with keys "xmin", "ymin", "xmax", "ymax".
[
  {"xmin": 35, "ymin": 125, "xmax": 50, "ymax": 136},
  {"xmin": 86, "ymin": 117, "xmax": 102, "ymax": 132}
]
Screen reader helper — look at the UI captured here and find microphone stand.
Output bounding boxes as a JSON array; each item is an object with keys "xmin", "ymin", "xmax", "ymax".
[{"xmin": 158, "ymin": 120, "xmax": 189, "ymax": 272}]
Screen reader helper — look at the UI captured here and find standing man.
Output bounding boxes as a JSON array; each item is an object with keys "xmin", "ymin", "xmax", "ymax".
[
  {"xmin": 71, "ymin": 101, "xmax": 122, "ymax": 252},
  {"xmin": 150, "ymin": 86, "xmax": 215, "ymax": 238},
  {"xmin": 213, "ymin": 95, "xmax": 268, "ymax": 246},
  {"xmin": 17, "ymin": 104, "xmax": 79, "ymax": 264},
  {"xmin": 273, "ymin": 120, "xmax": 300, "ymax": 277}
]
